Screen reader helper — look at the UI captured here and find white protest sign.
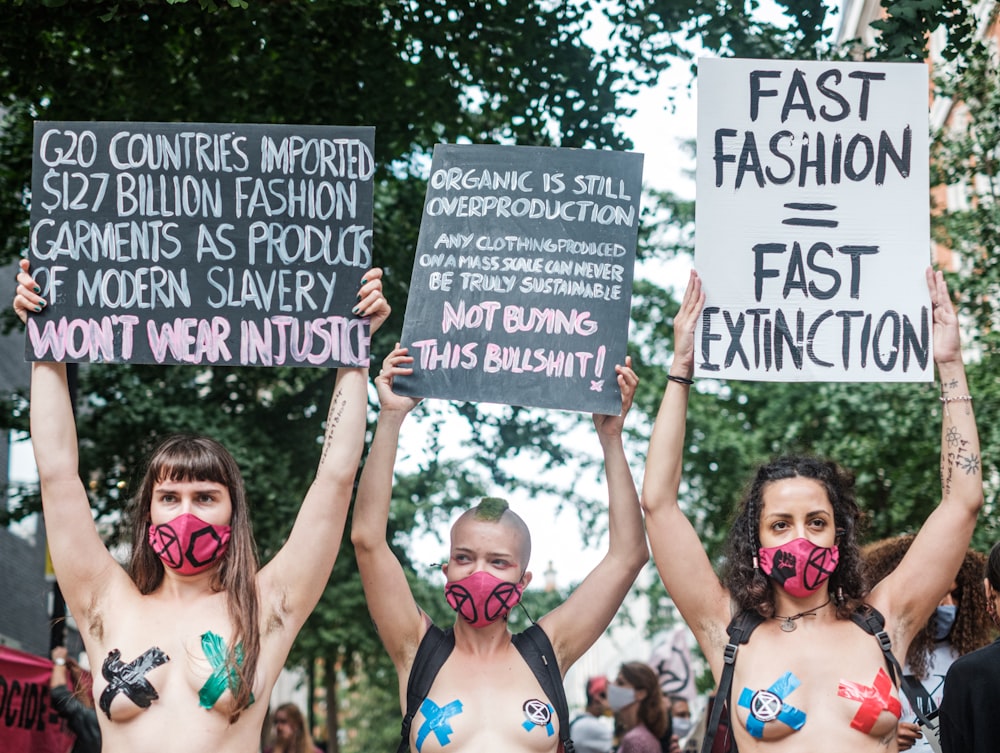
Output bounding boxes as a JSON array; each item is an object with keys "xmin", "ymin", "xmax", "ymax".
[{"xmin": 695, "ymin": 58, "xmax": 932, "ymax": 382}]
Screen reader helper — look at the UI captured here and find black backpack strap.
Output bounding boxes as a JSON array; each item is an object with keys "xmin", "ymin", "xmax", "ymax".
[
  {"xmin": 397, "ymin": 624, "xmax": 455, "ymax": 753},
  {"xmin": 512, "ymin": 623, "xmax": 575, "ymax": 753},
  {"xmin": 850, "ymin": 605, "xmax": 938, "ymax": 740},
  {"xmin": 700, "ymin": 610, "xmax": 765, "ymax": 753}
]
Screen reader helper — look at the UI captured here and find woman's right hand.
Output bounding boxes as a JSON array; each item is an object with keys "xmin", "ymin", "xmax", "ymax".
[
  {"xmin": 671, "ymin": 269, "xmax": 704, "ymax": 377},
  {"xmin": 374, "ymin": 344, "xmax": 421, "ymax": 414},
  {"xmin": 13, "ymin": 259, "xmax": 46, "ymax": 324}
]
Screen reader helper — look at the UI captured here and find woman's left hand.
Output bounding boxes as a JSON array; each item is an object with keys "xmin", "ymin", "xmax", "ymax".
[
  {"xmin": 927, "ymin": 266, "xmax": 960, "ymax": 366},
  {"xmin": 592, "ymin": 355, "xmax": 638, "ymax": 437},
  {"xmin": 355, "ymin": 267, "xmax": 390, "ymax": 333}
]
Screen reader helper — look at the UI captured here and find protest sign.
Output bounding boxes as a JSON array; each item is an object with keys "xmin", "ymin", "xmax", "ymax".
[
  {"xmin": 696, "ymin": 58, "xmax": 932, "ymax": 382},
  {"xmin": 0, "ymin": 646, "xmax": 76, "ymax": 753},
  {"xmin": 26, "ymin": 121, "xmax": 375, "ymax": 368},
  {"xmin": 395, "ymin": 144, "xmax": 642, "ymax": 415}
]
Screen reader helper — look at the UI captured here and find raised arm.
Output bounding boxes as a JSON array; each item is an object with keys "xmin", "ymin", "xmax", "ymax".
[
  {"xmin": 258, "ymin": 269, "xmax": 389, "ymax": 636},
  {"xmin": 640, "ymin": 271, "xmax": 731, "ymax": 665},
  {"xmin": 539, "ymin": 356, "xmax": 649, "ymax": 671},
  {"xmin": 15, "ymin": 259, "xmax": 127, "ymax": 622},
  {"xmin": 870, "ymin": 268, "xmax": 983, "ymax": 647},
  {"xmin": 350, "ymin": 344, "xmax": 426, "ymax": 672}
]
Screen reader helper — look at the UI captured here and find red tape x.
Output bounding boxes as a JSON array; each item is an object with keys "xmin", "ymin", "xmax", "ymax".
[{"xmin": 837, "ymin": 667, "xmax": 901, "ymax": 733}]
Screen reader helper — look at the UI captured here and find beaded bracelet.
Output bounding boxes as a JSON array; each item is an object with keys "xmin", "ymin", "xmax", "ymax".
[
  {"xmin": 940, "ymin": 394, "xmax": 974, "ymax": 403},
  {"xmin": 667, "ymin": 374, "xmax": 694, "ymax": 386}
]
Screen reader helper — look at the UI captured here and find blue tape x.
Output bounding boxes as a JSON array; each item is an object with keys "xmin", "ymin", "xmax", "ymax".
[
  {"xmin": 521, "ymin": 699, "xmax": 555, "ymax": 736},
  {"xmin": 737, "ymin": 671, "xmax": 807, "ymax": 739},
  {"xmin": 416, "ymin": 698, "xmax": 463, "ymax": 751}
]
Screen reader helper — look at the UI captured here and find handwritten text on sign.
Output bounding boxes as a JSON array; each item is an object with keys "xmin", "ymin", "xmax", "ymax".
[
  {"xmin": 395, "ymin": 144, "xmax": 642, "ymax": 414},
  {"xmin": 695, "ymin": 59, "xmax": 931, "ymax": 382},
  {"xmin": 26, "ymin": 122, "xmax": 375, "ymax": 367}
]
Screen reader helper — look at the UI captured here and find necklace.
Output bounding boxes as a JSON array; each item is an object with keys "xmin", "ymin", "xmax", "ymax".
[{"xmin": 774, "ymin": 598, "xmax": 831, "ymax": 632}]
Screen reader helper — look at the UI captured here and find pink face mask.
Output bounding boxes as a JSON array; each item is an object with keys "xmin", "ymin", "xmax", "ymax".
[
  {"xmin": 444, "ymin": 570, "xmax": 524, "ymax": 628},
  {"xmin": 758, "ymin": 537, "xmax": 839, "ymax": 598},
  {"xmin": 148, "ymin": 512, "xmax": 231, "ymax": 575}
]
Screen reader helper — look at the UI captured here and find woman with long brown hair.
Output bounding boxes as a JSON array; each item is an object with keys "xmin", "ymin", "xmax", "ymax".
[
  {"xmin": 610, "ymin": 662, "xmax": 668, "ymax": 753},
  {"xmin": 264, "ymin": 702, "xmax": 322, "ymax": 753},
  {"xmin": 15, "ymin": 259, "xmax": 388, "ymax": 753}
]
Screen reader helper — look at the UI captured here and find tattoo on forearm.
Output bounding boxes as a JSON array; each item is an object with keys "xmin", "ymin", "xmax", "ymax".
[
  {"xmin": 942, "ymin": 425, "xmax": 980, "ymax": 499},
  {"xmin": 319, "ymin": 390, "xmax": 348, "ymax": 466}
]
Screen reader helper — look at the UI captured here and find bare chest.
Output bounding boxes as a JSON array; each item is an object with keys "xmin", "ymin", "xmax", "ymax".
[
  {"xmin": 409, "ymin": 650, "xmax": 560, "ymax": 753},
  {"xmin": 730, "ymin": 620, "xmax": 901, "ymax": 750},
  {"xmin": 85, "ymin": 595, "xmax": 258, "ymax": 726}
]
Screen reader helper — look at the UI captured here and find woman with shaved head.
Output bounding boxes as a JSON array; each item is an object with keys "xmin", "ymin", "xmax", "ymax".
[{"xmin": 352, "ymin": 344, "xmax": 648, "ymax": 753}]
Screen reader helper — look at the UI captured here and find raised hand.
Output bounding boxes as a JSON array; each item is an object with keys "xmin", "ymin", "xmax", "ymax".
[
  {"xmin": 355, "ymin": 267, "xmax": 390, "ymax": 334},
  {"xmin": 13, "ymin": 259, "xmax": 46, "ymax": 324},
  {"xmin": 374, "ymin": 344, "xmax": 421, "ymax": 414},
  {"xmin": 927, "ymin": 266, "xmax": 960, "ymax": 367},
  {"xmin": 593, "ymin": 355, "xmax": 638, "ymax": 437}
]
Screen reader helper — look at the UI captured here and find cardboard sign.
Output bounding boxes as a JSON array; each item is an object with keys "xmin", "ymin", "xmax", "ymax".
[
  {"xmin": 394, "ymin": 144, "xmax": 642, "ymax": 414},
  {"xmin": 26, "ymin": 121, "xmax": 375, "ymax": 367},
  {"xmin": 0, "ymin": 646, "xmax": 77, "ymax": 753},
  {"xmin": 696, "ymin": 58, "xmax": 932, "ymax": 382}
]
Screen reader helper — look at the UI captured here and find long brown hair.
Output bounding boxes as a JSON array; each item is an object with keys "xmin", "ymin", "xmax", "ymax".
[
  {"xmin": 128, "ymin": 434, "xmax": 260, "ymax": 721},
  {"xmin": 269, "ymin": 702, "xmax": 317, "ymax": 753},
  {"xmin": 862, "ymin": 534, "xmax": 993, "ymax": 678},
  {"xmin": 618, "ymin": 661, "xmax": 668, "ymax": 739}
]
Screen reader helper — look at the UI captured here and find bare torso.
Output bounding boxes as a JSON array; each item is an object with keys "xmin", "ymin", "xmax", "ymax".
[
  {"xmin": 80, "ymin": 578, "xmax": 284, "ymax": 753},
  {"xmin": 404, "ymin": 633, "xmax": 561, "ymax": 753},
  {"xmin": 728, "ymin": 616, "xmax": 901, "ymax": 752}
]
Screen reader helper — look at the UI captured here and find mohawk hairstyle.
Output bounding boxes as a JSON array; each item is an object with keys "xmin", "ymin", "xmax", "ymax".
[{"xmin": 473, "ymin": 497, "xmax": 510, "ymax": 521}]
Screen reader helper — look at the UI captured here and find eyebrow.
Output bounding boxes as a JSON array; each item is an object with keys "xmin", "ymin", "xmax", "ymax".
[
  {"xmin": 453, "ymin": 546, "xmax": 516, "ymax": 560},
  {"xmin": 763, "ymin": 509, "xmax": 832, "ymax": 520},
  {"xmin": 154, "ymin": 484, "xmax": 224, "ymax": 495}
]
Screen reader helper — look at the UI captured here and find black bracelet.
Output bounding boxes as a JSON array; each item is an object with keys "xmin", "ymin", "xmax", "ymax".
[{"xmin": 667, "ymin": 374, "xmax": 694, "ymax": 386}]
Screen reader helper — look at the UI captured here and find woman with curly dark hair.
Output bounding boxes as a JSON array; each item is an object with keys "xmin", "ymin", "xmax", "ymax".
[
  {"xmin": 641, "ymin": 269, "xmax": 983, "ymax": 753},
  {"xmin": 862, "ymin": 535, "xmax": 992, "ymax": 751},
  {"xmin": 610, "ymin": 662, "xmax": 668, "ymax": 753}
]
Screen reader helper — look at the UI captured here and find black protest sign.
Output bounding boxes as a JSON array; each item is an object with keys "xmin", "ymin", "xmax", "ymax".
[
  {"xmin": 26, "ymin": 122, "xmax": 375, "ymax": 367},
  {"xmin": 695, "ymin": 59, "xmax": 932, "ymax": 382},
  {"xmin": 394, "ymin": 144, "xmax": 642, "ymax": 414}
]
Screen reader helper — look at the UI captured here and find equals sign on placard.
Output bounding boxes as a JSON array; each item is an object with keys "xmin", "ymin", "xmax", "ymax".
[{"xmin": 782, "ymin": 203, "xmax": 838, "ymax": 228}]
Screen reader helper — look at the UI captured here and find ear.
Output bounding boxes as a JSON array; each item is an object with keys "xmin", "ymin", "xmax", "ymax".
[
  {"xmin": 520, "ymin": 570, "xmax": 533, "ymax": 589},
  {"xmin": 635, "ymin": 687, "xmax": 648, "ymax": 702},
  {"xmin": 441, "ymin": 562, "xmax": 449, "ymax": 578}
]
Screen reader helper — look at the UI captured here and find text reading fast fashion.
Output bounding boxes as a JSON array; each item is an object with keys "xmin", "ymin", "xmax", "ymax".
[
  {"xmin": 695, "ymin": 58, "xmax": 932, "ymax": 382},
  {"xmin": 395, "ymin": 144, "xmax": 643, "ymax": 415},
  {"xmin": 26, "ymin": 122, "xmax": 375, "ymax": 367}
]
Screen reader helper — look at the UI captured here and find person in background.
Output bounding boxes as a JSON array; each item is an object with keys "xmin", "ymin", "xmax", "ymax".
[
  {"xmin": 862, "ymin": 534, "xmax": 992, "ymax": 751},
  {"xmin": 264, "ymin": 702, "xmax": 322, "ymax": 753},
  {"xmin": 50, "ymin": 646, "xmax": 101, "ymax": 753},
  {"xmin": 667, "ymin": 695, "xmax": 692, "ymax": 744},
  {"xmin": 610, "ymin": 662, "xmax": 668, "ymax": 753},
  {"xmin": 939, "ymin": 540, "xmax": 1000, "ymax": 752},
  {"xmin": 569, "ymin": 676, "xmax": 614, "ymax": 753}
]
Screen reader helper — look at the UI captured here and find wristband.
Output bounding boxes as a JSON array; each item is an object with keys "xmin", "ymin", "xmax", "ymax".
[{"xmin": 53, "ymin": 658, "xmax": 66, "ymax": 666}]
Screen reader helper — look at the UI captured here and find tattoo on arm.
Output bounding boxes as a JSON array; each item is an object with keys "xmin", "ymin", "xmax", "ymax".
[{"xmin": 318, "ymin": 389, "xmax": 348, "ymax": 467}]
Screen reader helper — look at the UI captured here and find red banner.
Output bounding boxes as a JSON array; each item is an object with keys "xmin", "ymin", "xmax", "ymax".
[{"xmin": 0, "ymin": 646, "xmax": 75, "ymax": 753}]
